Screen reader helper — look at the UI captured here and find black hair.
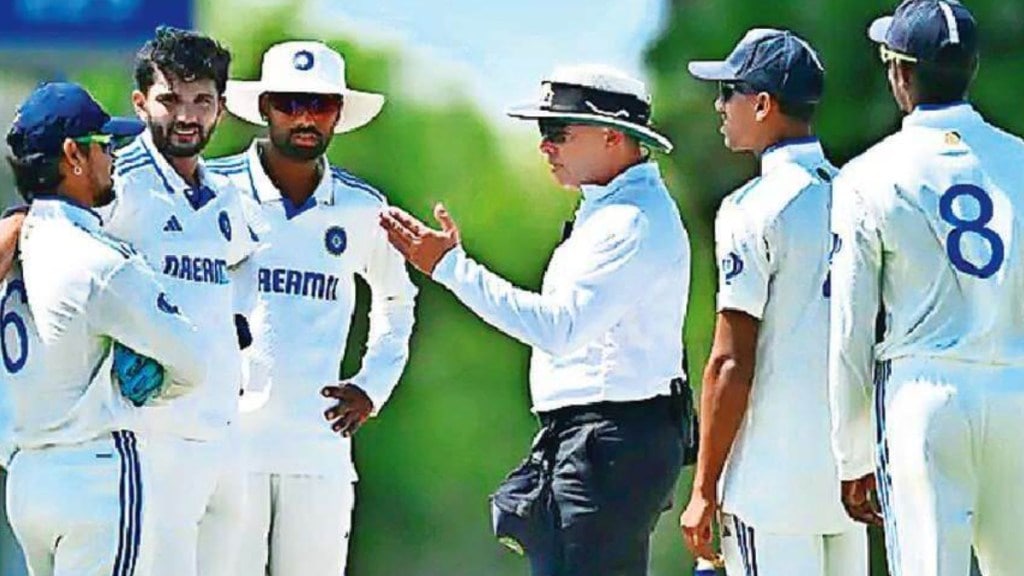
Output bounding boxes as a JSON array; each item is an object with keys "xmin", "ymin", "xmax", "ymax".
[
  {"xmin": 134, "ymin": 26, "xmax": 232, "ymax": 95},
  {"xmin": 6, "ymin": 153, "xmax": 63, "ymax": 202},
  {"xmin": 777, "ymin": 98, "xmax": 817, "ymax": 123},
  {"xmin": 910, "ymin": 50, "xmax": 978, "ymax": 105}
]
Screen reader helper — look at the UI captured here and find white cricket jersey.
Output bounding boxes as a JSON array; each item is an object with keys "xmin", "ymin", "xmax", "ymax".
[
  {"xmin": 829, "ymin": 103, "xmax": 1024, "ymax": 479},
  {"xmin": 8, "ymin": 198, "xmax": 205, "ymax": 450},
  {"xmin": 207, "ymin": 142, "xmax": 417, "ymax": 478},
  {"xmin": 103, "ymin": 131, "xmax": 259, "ymax": 441},
  {"xmin": 714, "ymin": 138, "xmax": 852, "ymax": 534},
  {"xmin": 432, "ymin": 162, "xmax": 689, "ymax": 412}
]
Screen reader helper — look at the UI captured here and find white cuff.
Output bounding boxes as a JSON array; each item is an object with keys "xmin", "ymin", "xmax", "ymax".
[{"xmin": 431, "ymin": 245, "xmax": 464, "ymax": 289}]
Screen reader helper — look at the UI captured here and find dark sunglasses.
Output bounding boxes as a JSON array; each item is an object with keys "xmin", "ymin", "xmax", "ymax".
[
  {"xmin": 266, "ymin": 93, "xmax": 343, "ymax": 116},
  {"xmin": 718, "ymin": 81, "xmax": 756, "ymax": 102},
  {"xmin": 538, "ymin": 119, "xmax": 570, "ymax": 144}
]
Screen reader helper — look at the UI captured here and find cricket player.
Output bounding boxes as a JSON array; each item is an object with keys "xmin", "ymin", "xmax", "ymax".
[
  {"xmin": 206, "ymin": 41, "xmax": 417, "ymax": 576},
  {"xmin": 380, "ymin": 65, "xmax": 688, "ymax": 576},
  {"xmin": 104, "ymin": 27, "xmax": 260, "ymax": 576},
  {"xmin": 680, "ymin": 29, "xmax": 867, "ymax": 575},
  {"xmin": 2, "ymin": 82, "xmax": 206, "ymax": 576},
  {"xmin": 829, "ymin": 2, "xmax": 1024, "ymax": 574}
]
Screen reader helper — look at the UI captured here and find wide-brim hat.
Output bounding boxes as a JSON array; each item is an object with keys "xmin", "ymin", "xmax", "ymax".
[
  {"xmin": 507, "ymin": 64, "xmax": 673, "ymax": 153},
  {"xmin": 225, "ymin": 41, "xmax": 384, "ymax": 134}
]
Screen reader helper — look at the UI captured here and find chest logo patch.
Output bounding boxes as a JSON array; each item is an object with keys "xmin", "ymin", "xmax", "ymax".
[
  {"xmin": 325, "ymin": 226, "xmax": 347, "ymax": 256},
  {"xmin": 218, "ymin": 211, "xmax": 232, "ymax": 241}
]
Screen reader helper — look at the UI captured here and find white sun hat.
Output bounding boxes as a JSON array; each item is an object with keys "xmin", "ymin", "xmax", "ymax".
[
  {"xmin": 507, "ymin": 64, "xmax": 673, "ymax": 153},
  {"xmin": 225, "ymin": 41, "xmax": 385, "ymax": 134}
]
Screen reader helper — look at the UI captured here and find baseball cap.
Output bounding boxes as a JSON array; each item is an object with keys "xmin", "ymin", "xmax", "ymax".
[
  {"xmin": 7, "ymin": 82, "xmax": 144, "ymax": 160},
  {"xmin": 868, "ymin": 0, "xmax": 977, "ymax": 63},
  {"xmin": 687, "ymin": 28, "xmax": 825, "ymax": 104}
]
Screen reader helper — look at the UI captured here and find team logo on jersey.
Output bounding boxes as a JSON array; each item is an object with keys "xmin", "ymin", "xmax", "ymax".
[
  {"xmin": 721, "ymin": 252, "xmax": 744, "ymax": 285},
  {"xmin": 218, "ymin": 211, "xmax": 232, "ymax": 241},
  {"xmin": 293, "ymin": 50, "xmax": 314, "ymax": 71},
  {"xmin": 324, "ymin": 226, "xmax": 347, "ymax": 256},
  {"xmin": 156, "ymin": 292, "xmax": 181, "ymax": 315},
  {"xmin": 163, "ymin": 215, "xmax": 183, "ymax": 233}
]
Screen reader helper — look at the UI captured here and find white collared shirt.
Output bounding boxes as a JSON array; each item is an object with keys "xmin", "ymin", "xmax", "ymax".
[
  {"xmin": 830, "ymin": 103, "xmax": 1024, "ymax": 479},
  {"xmin": 7, "ymin": 198, "xmax": 205, "ymax": 450},
  {"xmin": 207, "ymin": 142, "xmax": 417, "ymax": 478},
  {"xmin": 713, "ymin": 138, "xmax": 853, "ymax": 534},
  {"xmin": 432, "ymin": 162, "xmax": 689, "ymax": 412},
  {"xmin": 102, "ymin": 131, "xmax": 259, "ymax": 440}
]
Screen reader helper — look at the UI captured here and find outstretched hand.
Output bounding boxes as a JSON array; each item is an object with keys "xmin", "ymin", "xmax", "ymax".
[{"xmin": 379, "ymin": 203, "xmax": 460, "ymax": 276}]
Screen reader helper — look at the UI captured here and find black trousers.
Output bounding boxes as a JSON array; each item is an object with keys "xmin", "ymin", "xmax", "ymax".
[{"xmin": 528, "ymin": 396, "xmax": 685, "ymax": 576}]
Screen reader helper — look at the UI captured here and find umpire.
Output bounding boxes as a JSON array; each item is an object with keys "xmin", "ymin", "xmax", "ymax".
[{"xmin": 380, "ymin": 64, "xmax": 690, "ymax": 576}]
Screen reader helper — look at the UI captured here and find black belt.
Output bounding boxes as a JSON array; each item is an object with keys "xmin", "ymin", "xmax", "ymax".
[{"xmin": 537, "ymin": 393, "xmax": 677, "ymax": 428}]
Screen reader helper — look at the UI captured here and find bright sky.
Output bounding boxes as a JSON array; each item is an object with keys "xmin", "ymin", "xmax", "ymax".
[{"xmin": 310, "ymin": 0, "xmax": 666, "ymax": 129}]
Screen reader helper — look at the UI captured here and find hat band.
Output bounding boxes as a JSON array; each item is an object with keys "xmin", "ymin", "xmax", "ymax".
[{"xmin": 541, "ymin": 83, "xmax": 651, "ymax": 125}]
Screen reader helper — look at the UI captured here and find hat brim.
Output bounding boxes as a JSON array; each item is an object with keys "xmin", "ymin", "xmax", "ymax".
[
  {"xmin": 506, "ymin": 105, "xmax": 673, "ymax": 153},
  {"xmin": 686, "ymin": 61, "xmax": 740, "ymax": 82},
  {"xmin": 225, "ymin": 80, "xmax": 385, "ymax": 134},
  {"xmin": 100, "ymin": 117, "xmax": 145, "ymax": 138},
  {"xmin": 868, "ymin": 16, "xmax": 892, "ymax": 44}
]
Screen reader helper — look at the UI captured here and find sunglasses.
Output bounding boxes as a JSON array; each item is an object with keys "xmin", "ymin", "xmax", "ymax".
[
  {"xmin": 718, "ymin": 81, "xmax": 757, "ymax": 102},
  {"xmin": 879, "ymin": 44, "xmax": 918, "ymax": 65},
  {"xmin": 266, "ymin": 93, "xmax": 343, "ymax": 117},
  {"xmin": 73, "ymin": 133, "xmax": 117, "ymax": 154},
  {"xmin": 538, "ymin": 119, "xmax": 570, "ymax": 144}
]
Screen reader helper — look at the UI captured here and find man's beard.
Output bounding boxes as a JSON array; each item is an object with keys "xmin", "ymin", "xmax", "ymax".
[
  {"xmin": 93, "ymin": 182, "xmax": 116, "ymax": 207},
  {"xmin": 271, "ymin": 127, "xmax": 330, "ymax": 161},
  {"xmin": 150, "ymin": 120, "xmax": 213, "ymax": 158}
]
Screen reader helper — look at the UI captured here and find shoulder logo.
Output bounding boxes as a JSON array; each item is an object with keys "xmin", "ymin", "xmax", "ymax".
[
  {"xmin": 293, "ymin": 50, "xmax": 315, "ymax": 71},
  {"xmin": 324, "ymin": 226, "xmax": 347, "ymax": 256},
  {"xmin": 157, "ymin": 292, "xmax": 180, "ymax": 315},
  {"xmin": 218, "ymin": 211, "xmax": 232, "ymax": 241},
  {"xmin": 721, "ymin": 252, "xmax": 744, "ymax": 285},
  {"xmin": 163, "ymin": 215, "xmax": 183, "ymax": 233}
]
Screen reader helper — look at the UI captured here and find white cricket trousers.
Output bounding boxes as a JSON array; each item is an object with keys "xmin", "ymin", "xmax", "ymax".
[
  {"xmin": 143, "ymin": 432, "xmax": 245, "ymax": 576},
  {"xmin": 720, "ymin": 513, "xmax": 867, "ymax": 576},
  {"xmin": 5, "ymin": 431, "xmax": 150, "ymax": 576},
  {"xmin": 237, "ymin": 473, "xmax": 355, "ymax": 576},
  {"xmin": 875, "ymin": 358, "xmax": 1024, "ymax": 576},
  {"xmin": 0, "ymin": 468, "xmax": 27, "ymax": 576}
]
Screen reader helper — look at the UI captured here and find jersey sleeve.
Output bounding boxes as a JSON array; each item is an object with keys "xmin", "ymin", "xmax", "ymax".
[
  {"xmin": 223, "ymin": 184, "xmax": 262, "ymax": 268},
  {"xmin": 431, "ymin": 204, "xmax": 661, "ymax": 357},
  {"xmin": 89, "ymin": 255, "xmax": 208, "ymax": 398},
  {"xmin": 714, "ymin": 202, "xmax": 772, "ymax": 319},
  {"xmin": 350, "ymin": 208, "xmax": 418, "ymax": 413},
  {"xmin": 828, "ymin": 174, "xmax": 884, "ymax": 480}
]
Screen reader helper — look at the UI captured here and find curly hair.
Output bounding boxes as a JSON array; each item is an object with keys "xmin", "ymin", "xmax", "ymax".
[{"xmin": 134, "ymin": 26, "xmax": 232, "ymax": 95}]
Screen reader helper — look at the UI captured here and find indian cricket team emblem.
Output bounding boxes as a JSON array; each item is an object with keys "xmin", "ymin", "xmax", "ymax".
[
  {"xmin": 540, "ymin": 83, "xmax": 555, "ymax": 108},
  {"xmin": 293, "ymin": 50, "xmax": 315, "ymax": 71},
  {"xmin": 721, "ymin": 251, "xmax": 744, "ymax": 285},
  {"xmin": 325, "ymin": 226, "xmax": 347, "ymax": 256},
  {"xmin": 218, "ymin": 211, "xmax": 232, "ymax": 241}
]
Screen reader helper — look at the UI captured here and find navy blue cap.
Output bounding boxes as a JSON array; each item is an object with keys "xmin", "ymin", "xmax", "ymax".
[
  {"xmin": 687, "ymin": 28, "xmax": 825, "ymax": 104},
  {"xmin": 7, "ymin": 82, "xmax": 144, "ymax": 160},
  {"xmin": 868, "ymin": 0, "xmax": 978, "ymax": 63}
]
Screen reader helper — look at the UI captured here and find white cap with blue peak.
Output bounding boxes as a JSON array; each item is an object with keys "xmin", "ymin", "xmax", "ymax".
[{"xmin": 225, "ymin": 41, "xmax": 385, "ymax": 134}]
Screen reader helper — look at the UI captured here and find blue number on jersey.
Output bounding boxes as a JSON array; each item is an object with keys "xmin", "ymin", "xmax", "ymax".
[
  {"xmin": 939, "ymin": 184, "xmax": 1004, "ymax": 279},
  {"xmin": 1, "ymin": 279, "xmax": 29, "ymax": 373}
]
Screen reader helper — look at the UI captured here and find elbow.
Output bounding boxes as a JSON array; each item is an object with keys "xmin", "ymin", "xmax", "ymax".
[{"xmin": 703, "ymin": 353, "xmax": 754, "ymax": 395}]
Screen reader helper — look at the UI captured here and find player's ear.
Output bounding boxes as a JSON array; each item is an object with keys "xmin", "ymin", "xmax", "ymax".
[
  {"xmin": 754, "ymin": 92, "xmax": 772, "ymax": 122},
  {"xmin": 62, "ymin": 138, "xmax": 88, "ymax": 176},
  {"xmin": 131, "ymin": 90, "xmax": 149, "ymax": 122},
  {"xmin": 258, "ymin": 94, "xmax": 270, "ymax": 121}
]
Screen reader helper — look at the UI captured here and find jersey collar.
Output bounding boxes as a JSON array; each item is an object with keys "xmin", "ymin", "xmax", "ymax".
[
  {"xmin": 760, "ymin": 136, "xmax": 826, "ymax": 175},
  {"xmin": 30, "ymin": 195, "xmax": 104, "ymax": 234},
  {"xmin": 902, "ymin": 102, "xmax": 982, "ymax": 131},
  {"xmin": 580, "ymin": 161, "xmax": 661, "ymax": 204},
  {"xmin": 245, "ymin": 140, "xmax": 333, "ymax": 218}
]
